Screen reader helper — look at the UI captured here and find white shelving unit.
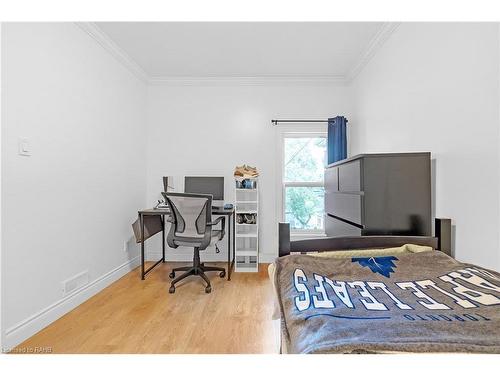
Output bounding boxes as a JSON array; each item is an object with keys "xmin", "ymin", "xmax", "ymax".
[{"xmin": 234, "ymin": 178, "xmax": 259, "ymax": 272}]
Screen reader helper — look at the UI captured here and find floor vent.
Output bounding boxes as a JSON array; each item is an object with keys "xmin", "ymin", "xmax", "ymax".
[{"xmin": 62, "ymin": 271, "xmax": 89, "ymax": 297}]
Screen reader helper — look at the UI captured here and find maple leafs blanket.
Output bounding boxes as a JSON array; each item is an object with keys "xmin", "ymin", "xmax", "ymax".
[{"xmin": 274, "ymin": 251, "xmax": 500, "ymax": 353}]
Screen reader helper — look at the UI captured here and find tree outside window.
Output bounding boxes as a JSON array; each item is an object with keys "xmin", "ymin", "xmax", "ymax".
[{"xmin": 283, "ymin": 135, "xmax": 326, "ymax": 232}]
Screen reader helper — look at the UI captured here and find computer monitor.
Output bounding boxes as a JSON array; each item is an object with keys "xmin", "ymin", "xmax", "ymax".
[{"xmin": 184, "ymin": 176, "xmax": 225, "ymax": 205}]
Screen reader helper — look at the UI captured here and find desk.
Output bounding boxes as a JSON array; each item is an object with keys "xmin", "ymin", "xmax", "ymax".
[{"xmin": 137, "ymin": 207, "xmax": 235, "ymax": 281}]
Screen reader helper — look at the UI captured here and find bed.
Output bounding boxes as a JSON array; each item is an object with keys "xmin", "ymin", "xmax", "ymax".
[{"xmin": 270, "ymin": 220, "xmax": 500, "ymax": 354}]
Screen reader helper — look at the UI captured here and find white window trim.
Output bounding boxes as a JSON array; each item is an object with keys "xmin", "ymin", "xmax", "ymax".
[{"xmin": 275, "ymin": 124, "xmax": 327, "ymax": 236}]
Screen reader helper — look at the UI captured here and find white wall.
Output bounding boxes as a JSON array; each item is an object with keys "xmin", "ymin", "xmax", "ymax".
[
  {"xmin": 0, "ymin": 22, "xmax": 3, "ymax": 350},
  {"xmin": 1, "ymin": 23, "xmax": 147, "ymax": 347},
  {"xmin": 145, "ymin": 83, "xmax": 351, "ymax": 262},
  {"xmin": 498, "ymin": 24, "xmax": 500, "ymax": 273},
  {"xmin": 350, "ymin": 23, "xmax": 500, "ymax": 270},
  {"xmin": 2, "ymin": 22, "xmax": 499, "ymax": 350}
]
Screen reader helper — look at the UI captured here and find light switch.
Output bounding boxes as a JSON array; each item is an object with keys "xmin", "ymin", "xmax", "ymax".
[{"xmin": 18, "ymin": 137, "xmax": 31, "ymax": 156}]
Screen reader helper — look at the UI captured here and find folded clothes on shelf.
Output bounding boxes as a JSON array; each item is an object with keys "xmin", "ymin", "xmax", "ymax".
[{"xmin": 234, "ymin": 164, "xmax": 259, "ymax": 178}]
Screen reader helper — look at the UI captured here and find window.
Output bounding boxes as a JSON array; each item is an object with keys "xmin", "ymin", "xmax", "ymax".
[{"xmin": 282, "ymin": 133, "xmax": 327, "ymax": 233}]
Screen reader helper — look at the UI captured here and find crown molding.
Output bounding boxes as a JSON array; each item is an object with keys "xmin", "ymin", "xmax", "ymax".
[
  {"xmin": 77, "ymin": 22, "xmax": 398, "ymax": 87},
  {"xmin": 345, "ymin": 22, "xmax": 401, "ymax": 83},
  {"xmin": 75, "ymin": 22, "xmax": 149, "ymax": 83},
  {"xmin": 148, "ymin": 75, "xmax": 347, "ymax": 86}
]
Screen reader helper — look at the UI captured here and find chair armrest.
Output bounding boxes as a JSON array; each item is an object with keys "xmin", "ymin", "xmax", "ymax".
[
  {"xmin": 208, "ymin": 216, "xmax": 225, "ymax": 227},
  {"xmin": 209, "ymin": 216, "xmax": 226, "ymax": 239}
]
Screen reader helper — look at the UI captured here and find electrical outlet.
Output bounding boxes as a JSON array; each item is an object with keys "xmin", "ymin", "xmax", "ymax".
[{"xmin": 123, "ymin": 240, "xmax": 128, "ymax": 252}]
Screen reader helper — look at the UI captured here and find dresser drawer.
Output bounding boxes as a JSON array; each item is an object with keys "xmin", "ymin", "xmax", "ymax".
[
  {"xmin": 325, "ymin": 166, "xmax": 338, "ymax": 192},
  {"xmin": 325, "ymin": 214, "xmax": 362, "ymax": 237},
  {"xmin": 338, "ymin": 160, "xmax": 361, "ymax": 192},
  {"xmin": 325, "ymin": 192, "xmax": 363, "ymax": 225}
]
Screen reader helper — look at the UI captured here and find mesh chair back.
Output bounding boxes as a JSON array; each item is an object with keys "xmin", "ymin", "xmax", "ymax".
[{"xmin": 163, "ymin": 192, "xmax": 212, "ymax": 239}]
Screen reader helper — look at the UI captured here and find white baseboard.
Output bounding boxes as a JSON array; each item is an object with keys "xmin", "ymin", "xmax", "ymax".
[
  {"xmin": 148, "ymin": 251, "xmax": 277, "ymax": 264},
  {"xmin": 146, "ymin": 250, "xmax": 227, "ymax": 263},
  {"xmin": 3, "ymin": 256, "xmax": 140, "ymax": 350},
  {"xmin": 259, "ymin": 253, "xmax": 277, "ymax": 264}
]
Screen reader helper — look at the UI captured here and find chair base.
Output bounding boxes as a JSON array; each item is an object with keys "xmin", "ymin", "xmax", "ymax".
[{"xmin": 168, "ymin": 247, "xmax": 226, "ymax": 294}]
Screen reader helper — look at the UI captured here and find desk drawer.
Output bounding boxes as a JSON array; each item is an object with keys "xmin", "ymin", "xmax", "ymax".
[
  {"xmin": 325, "ymin": 192, "xmax": 363, "ymax": 225},
  {"xmin": 338, "ymin": 160, "xmax": 361, "ymax": 192},
  {"xmin": 325, "ymin": 214, "xmax": 362, "ymax": 237}
]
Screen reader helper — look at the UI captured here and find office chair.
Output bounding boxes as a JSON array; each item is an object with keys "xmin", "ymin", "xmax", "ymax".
[{"xmin": 162, "ymin": 192, "xmax": 226, "ymax": 294}]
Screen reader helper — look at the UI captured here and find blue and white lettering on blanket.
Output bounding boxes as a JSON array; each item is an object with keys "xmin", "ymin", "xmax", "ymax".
[{"xmin": 274, "ymin": 251, "xmax": 500, "ymax": 353}]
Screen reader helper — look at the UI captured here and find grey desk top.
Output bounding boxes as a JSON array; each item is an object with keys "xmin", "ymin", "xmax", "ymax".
[{"xmin": 138, "ymin": 207, "xmax": 235, "ymax": 215}]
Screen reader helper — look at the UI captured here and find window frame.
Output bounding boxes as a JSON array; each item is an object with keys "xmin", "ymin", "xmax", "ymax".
[{"xmin": 277, "ymin": 128, "xmax": 327, "ymax": 236}]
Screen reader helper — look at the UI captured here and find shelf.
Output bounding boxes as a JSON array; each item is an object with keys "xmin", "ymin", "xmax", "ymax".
[
  {"xmin": 235, "ymin": 177, "xmax": 259, "ymax": 273},
  {"xmin": 235, "ymin": 250, "xmax": 258, "ymax": 256}
]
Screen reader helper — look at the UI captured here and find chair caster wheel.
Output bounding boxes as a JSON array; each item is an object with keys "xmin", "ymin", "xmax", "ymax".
[
  {"xmin": 169, "ymin": 272, "xmax": 175, "ymax": 279},
  {"xmin": 169, "ymin": 286, "xmax": 175, "ymax": 294},
  {"xmin": 219, "ymin": 271, "xmax": 226, "ymax": 278},
  {"xmin": 205, "ymin": 286, "xmax": 212, "ymax": 293}
]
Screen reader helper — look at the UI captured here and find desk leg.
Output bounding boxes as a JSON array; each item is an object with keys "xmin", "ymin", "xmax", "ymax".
[
  {"xmin": 232, "ymin": 212, "xmax": 235, "ymax": 274},
  {"xmin": 140, "ymin": 213, "xmax": 145, "ymax": 280},
  {"xmin": 227, "ymin": 213, "xmax": 231, "ymax": 281},
  {"xmin": 162, "ymin": 216, "xmax": 166, "ymax": 263}
]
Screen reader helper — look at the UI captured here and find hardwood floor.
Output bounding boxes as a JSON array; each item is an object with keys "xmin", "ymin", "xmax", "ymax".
[{"xmin": 16, "ymin": 262, "xmax": 279, "ymax": 354}]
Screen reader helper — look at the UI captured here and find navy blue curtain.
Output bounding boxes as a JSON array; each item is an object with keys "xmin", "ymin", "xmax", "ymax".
[{"xmin": 327, "ymin": 116, "xmax": 348, "ymax": 164}]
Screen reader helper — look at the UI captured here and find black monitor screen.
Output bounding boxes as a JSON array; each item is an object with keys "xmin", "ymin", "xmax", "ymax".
[{"xmin": 184, "ymin": 176, "xmax": 224, "ymax": 200}]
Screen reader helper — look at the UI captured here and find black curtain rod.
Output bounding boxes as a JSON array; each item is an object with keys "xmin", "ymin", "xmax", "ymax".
[{"xmin": 271, "ymin": 119, "xmax": 329, "ymax": 125}]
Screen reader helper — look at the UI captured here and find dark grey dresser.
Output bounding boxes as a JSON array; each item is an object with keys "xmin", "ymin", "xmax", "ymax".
[{"xmin": 324, "ymin": 153, "xmax": 431, "ymax": 237}]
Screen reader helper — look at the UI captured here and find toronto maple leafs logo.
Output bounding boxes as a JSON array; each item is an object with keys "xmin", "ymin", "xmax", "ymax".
[{"xmin": 351, "ymin": 256, "xmax": 398, "ymax": 278}]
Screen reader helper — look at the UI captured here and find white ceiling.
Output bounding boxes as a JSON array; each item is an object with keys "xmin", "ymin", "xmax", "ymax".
[{"xmin": 95, "ymin": 22, "xmax": 386, "ymax": 80}]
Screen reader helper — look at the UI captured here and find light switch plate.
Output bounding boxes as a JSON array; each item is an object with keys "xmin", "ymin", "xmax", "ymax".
[{"xmin": 18, "ymin": 137, "xmax": 31, "ymax": 156}]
